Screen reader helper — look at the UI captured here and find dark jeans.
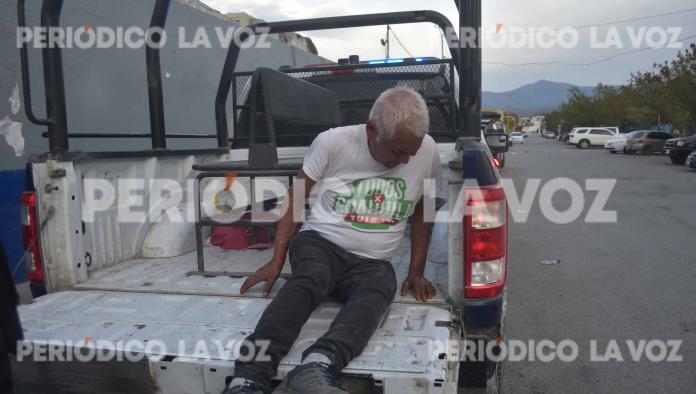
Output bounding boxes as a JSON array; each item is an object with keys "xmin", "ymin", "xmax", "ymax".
[{"xmin": 234, "ymin": 230, "xmax": 397, "ymax": 391}]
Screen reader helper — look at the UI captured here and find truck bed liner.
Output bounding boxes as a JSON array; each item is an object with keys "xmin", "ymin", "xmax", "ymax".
[
  {"xmin": 73, "ymin": 230, "xmax": 450, "ymax": 305},
  {"xmin": 17, "ymin": 290, "xmax": 458, "ymax": 393}
]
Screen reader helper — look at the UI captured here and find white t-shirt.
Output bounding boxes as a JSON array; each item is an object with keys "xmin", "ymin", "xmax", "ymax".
[{"xmin": 300, "ymin": 124, "xmax": 441, "ymax": 261}]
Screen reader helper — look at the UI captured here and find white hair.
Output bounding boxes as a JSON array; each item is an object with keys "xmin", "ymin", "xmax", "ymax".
[{"xmin": 368, "ymin": 86, "xmax": 429, "ymax": 140}]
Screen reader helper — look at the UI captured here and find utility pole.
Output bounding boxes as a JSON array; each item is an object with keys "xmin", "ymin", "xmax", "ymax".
[
  {"xmin": 380, "ymin": 26, "xmax": 391, "ymax": 58},
  {"xmin": 437, "ymin": 25, "xmax": 444, "ymax": 58}
]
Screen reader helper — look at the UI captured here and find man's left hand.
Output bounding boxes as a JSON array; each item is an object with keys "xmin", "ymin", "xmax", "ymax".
[{"xmin": 400, "ymin": 274, "xmax": 437, "ymax": 302}]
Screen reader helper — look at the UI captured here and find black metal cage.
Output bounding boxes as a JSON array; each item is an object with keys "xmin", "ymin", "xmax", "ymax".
[
  {"xmin": 230, "ymin": 59, "xmax": 459, "ymax": 148},
  {"xmin": 18, "ymin": 0, "xmax": 482, "ymax": 154}
]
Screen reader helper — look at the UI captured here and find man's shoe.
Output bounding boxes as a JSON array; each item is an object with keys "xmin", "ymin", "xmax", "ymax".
[
  {"xmin": 222, "ymin": 379, "xmax": 266, "ymax": 394},
  {"xmin": 273, "ymin": 362, "xmax": 348, "ymax": 394}
]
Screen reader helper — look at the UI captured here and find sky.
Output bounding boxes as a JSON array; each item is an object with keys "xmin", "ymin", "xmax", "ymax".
[{"xmin": 200, "ymin": 0, "xmax": 696, "ymax": 92}]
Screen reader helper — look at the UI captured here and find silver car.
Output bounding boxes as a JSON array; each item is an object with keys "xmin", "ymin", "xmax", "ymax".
[
  {"xmin": 510, "ymin": 132, "xmax": 524, "ymax": 144},
  {"xmin": 624, "ymin": 130, "xmax": 673, "ymax": 155},
  {"xmin": 687, "ymin": 151, "xmax": 696, "ymax": 169}
]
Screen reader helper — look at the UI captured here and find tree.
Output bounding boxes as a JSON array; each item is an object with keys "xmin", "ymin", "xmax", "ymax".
[{"xmin": 546, "ymin": 44, "xmax": 696, "ymax": 135}]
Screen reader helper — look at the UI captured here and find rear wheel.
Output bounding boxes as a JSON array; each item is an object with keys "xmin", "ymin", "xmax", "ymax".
[
  {"xmin": 579, "ymin": 140, "xmax": 591, "ymax": 149},
  {"xmin": 669, "ymin": 152, "xmax": 688, "ymax": 165},
  {"xmin": 609, "ymin": 150, "xmax": 617, "ymax": 154},
  {"xmin": 459, "ymin": 295, "xmax": 506, "ymax": 394},
  {"xmin": 458, "ymin": 340, "xmax": 504, "ymax": 394},
  {"xmin": 642, "ymin": 145, "xmax": 653, "ymax": 155}
]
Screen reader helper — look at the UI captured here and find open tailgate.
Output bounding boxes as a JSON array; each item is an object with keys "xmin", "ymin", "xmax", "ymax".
[{"xmin": 15, "ymin": 290, "xmax": 459, "ymax": 393}]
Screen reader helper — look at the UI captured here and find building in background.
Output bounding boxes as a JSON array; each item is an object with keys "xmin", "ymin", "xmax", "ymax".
[
  {"xmin": 225, "ymin": 11, "xmax": 319, "ymax": 55},
  {"xmin": 524, "ymin": 115, "xmax": 546, "ymax": 133},
  {"xmin": 225, "ymin": 11, "xmax": 264, "ymax": 26}
]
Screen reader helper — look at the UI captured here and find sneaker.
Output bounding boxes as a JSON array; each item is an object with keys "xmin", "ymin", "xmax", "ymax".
[
  {"xmin": 273, "ymin": 362, "xmax": 348, "ymax": 394},
  {"xmin": 222, "ymin": 379, "xmax": 266, "ymax": 394}
]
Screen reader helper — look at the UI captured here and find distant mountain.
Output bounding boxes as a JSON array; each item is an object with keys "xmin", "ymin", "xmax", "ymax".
[{"xmin": 483, "ymin": 80, "xmax": 596, "ymax": 117}]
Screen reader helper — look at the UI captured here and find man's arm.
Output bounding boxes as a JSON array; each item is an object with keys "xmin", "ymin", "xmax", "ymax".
[
  {"xmin": 400, "ymin": 196, "xmax": 437, "ymax": 301},
  {"xmin": 240, "ymin": 170, "xmax": 316, "ymax": 296}
]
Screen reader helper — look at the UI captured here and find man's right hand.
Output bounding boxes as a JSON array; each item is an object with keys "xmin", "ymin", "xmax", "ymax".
[
  {"xmin": 240, "ymin": 261, "xmax": 284, "ymax": 297},
  {"xmin": 239, "ymin": 170, "xmax": 314, "ymax": 297}
]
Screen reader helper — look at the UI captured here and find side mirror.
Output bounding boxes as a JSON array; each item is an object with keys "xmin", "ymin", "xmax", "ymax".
[{"xmin": 485, "ymin": 133, "xmax": 509, "ymax": 154}]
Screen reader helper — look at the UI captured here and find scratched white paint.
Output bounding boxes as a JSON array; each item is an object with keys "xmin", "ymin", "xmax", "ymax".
[
  {"xmin": 10, "ymin": 83, "xmax": 21, "ymax": 115},
  {"xmin": 0, "ymin": 115, "xmax": 25, "ymax": 157}
]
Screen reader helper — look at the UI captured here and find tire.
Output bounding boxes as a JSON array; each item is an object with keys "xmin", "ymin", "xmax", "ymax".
[
  {"xmin": 459, "ymin": 358, "xmax": 488, "ymax": 389},
  {"xmin": 458, "ymin": 336, "xmax": 505, "ymax": 393},
  {"xmin": 459, "ymin": 297, "xmax": 506, "ymax": 394},
  {"xmin": 623, "ymin": 147, "xmax": 627, "ymax": 154},
  {"xmin": 669, "ymin": 152, "xmax": 687, "ymax": 165},
  {"xmin": 579, "ymin": 140, "xmax": 590, "ymax": 149},
  {"xmin": 609, "ymin": 151, "xmax": 617, "ymax": 154},
  {"xmin": 642, "ymin": 145, "xmax": 653, "ymax": 155}
]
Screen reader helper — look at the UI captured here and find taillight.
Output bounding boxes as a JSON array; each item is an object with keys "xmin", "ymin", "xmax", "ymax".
[
  {"xmin": 20, "ymin": 191, "xmax": 44, "ymax": 283},
  {"xmin": 464, "ymin": 186, "xmax": 507, "ymax": 298}
]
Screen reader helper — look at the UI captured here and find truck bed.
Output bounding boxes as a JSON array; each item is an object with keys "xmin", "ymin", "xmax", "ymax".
[
  {"xmin": 73, "ymin": 226, "xmax": 450, "ymax": 304},
  {"xmin": 17, "ymin": 290, "xmax": 457, "ymax": 393},
  {"xmin": 16, "ymin": 225, "xmax": 457, "ymax": 393}
]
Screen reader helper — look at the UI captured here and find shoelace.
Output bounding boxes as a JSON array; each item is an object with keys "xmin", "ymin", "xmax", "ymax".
[
  {"xmin": 228, "ymin": 381, "xmax": 261, "ymax": 394},
  {"xmin": 318, "ymin": 363, "xmax": 339, "ymax": 387}
]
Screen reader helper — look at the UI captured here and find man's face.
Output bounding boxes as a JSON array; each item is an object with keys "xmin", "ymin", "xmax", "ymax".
[{"xmin": 366, "ymin": 121, "xmax": 424, "ymax": 168}]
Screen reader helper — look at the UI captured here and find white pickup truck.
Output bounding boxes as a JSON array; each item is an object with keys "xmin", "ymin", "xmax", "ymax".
[{"xmin": 12, "ymin": 1, "xmax": 510, "ymax": 393}]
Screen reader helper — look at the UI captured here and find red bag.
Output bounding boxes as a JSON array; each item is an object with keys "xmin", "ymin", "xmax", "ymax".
[{"xmin": 210, "ymin": 213, "xmax": 273, "ymax": 250}]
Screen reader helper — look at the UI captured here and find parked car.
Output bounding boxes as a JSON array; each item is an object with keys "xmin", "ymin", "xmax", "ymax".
[
  {"xmin": 600, "ymin": 126, "xmax": 621, "ymax": 134},
  {"xmin": 604, "ymin": 133, "xmax": 630, "ymax": 153},
  {"xmin": 510, "ymin": 131, "xmax": 525, "ymax": 144},
  {"xmin": 544, "ymin": 131, "xmax": 557, "ymax": 139},
  {"xmin": 566, "ymin": 128, "xmax": 587, "ymax": 144},
  {"xmin": 623, "ymin": 130, "xmax": 672, "ymax": 155},
  {"xmin": 569, "ymin": 127, "xmax": 617, "ymax": 148},
  {"xmin": 687, "ymin": 151, "xmax": 696, "ymax": 169},
  {"xmin": 664, "ymin": 134, "xmax": 696, "ymax": 164}
]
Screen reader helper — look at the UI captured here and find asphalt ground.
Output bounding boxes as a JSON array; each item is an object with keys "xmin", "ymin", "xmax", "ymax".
[{"xmin": 500, "ymin": 135, "xmax": 696, "ymax": 393}]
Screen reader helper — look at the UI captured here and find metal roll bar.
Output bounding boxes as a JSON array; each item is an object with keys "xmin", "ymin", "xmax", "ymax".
[
  {"xmin": 146, "ymin": 0, "xmax": 171, "ymax": 150},
  {"xmin": 214, "ymin": 9, "xmax": 479, "ymax": 142},
  {"xmin": 18, "ymin": 0, "xmax": 483, "ymax": 153}
]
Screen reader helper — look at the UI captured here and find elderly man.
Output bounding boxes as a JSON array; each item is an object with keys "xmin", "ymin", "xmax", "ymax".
[{"xmin": 225, "ymin": 86, "xmax": 441, "ymax": 394}]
